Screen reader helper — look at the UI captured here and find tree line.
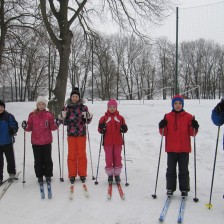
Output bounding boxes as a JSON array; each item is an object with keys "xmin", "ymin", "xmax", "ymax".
[{"xmin": 1, "ymin": 1, "xmax": 223, "ymax": 113}]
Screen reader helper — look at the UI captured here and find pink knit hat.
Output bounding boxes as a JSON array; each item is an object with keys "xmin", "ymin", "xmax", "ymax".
[{"xmin": 107, "ymin": 99, "xmax": 118, "ymax": 108}]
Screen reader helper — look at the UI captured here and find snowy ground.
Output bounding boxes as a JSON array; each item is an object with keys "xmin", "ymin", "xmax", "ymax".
[{"xmin": 0, "ymin": 99, "xmax": 224, "ymax": 224}]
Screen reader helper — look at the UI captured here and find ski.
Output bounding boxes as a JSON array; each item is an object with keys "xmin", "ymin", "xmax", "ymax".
[
  {"xmin": 82, "ymin": 183, "xmax": 89, "ymax": 197},
  {"xmin": 117, "ymin": 183, "xmax": 125, "ymax": 199},
  {"xmin": 47, "ymin": 182, "xmax": 52, "ymax": 199},
  {"xmin": 159, "ymin": 196, "xmax": 172, "ymax": 222},
  {"xmin": 39, "ymin": 182, "xmax": 45, "ymax": 199},
  {"xmin": 0, "ymin": 179, "xmax": 10, "ymax": 186},
  {"xmin": 69, "ymin": 184, "xmax": 74, "ymax": 200},
  {"xmin": 107, "ymin": 184, "xmax": 112, "ymax": 199},
  {"xmin": 0, "ymin": 171, "xmax": 21, "ymax": 200},
  {"xmin": 177, "ymin": 197, "xmax": 186, "ymax": 223}
]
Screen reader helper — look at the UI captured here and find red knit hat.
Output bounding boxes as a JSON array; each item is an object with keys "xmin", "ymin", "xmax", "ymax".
[{"xmin": 107, "ymin": 99, "xmax": 118, "ymax": 108}]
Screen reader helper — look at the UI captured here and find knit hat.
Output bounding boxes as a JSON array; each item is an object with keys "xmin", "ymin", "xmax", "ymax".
[
  {"xmin": 172, "ymin": 94, "xmax": 184, "ymax": 109},
  {"xmin": 70, "ymin": 87, "xmax": 80, "ymax": 99},
  {"xmin": 36, "ymin": 96, "xmax": 48, "ymax": 107},
  {"xmin": 0, "ymin": 100, "xmax": 5, "ymax": 108},
  {"xmin": 107, "ymin": 99, "xmax": 118, "ymax": 108}
]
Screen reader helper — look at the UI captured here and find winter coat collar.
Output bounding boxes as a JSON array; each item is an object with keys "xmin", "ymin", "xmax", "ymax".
[{"xmin": 105, "ymin": 110, "xmax": 120, "ymax": 117}]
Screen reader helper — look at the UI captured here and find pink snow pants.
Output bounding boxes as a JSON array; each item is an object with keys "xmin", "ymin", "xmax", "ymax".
[{"xmin": 104, "ymin": 145, "xmax": 122, "ymax": 176}]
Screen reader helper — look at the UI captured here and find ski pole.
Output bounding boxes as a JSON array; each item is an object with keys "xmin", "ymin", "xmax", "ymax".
[
  {"xmin": 86, "ymin": 117, "xmax": 95, "ymax": 180},
  {"xmin": 205, "ymin": 126, "xmax": 220, "ymax": 209},
  {"xmin": 22, "ymin": 129, "xmax": 26, "ymax": 184},
  {"xmin": 95, "ymin": 133, "xmax": 103, "ymax": 185},
  {"xmin": 122, "ymin": 132, "xmax": 129, "ymax": 186},
  {"xmin": 61, "ymin": 120, "xmax": 65, "ymax": 182},
  {"xmin": 57, "ymin": 128, "xmax": 63, "ymax": 182},
  {"xmin": 193, "ymin": 127, "xmax": 199, "ymax": 202},
  {"xmin": 152, "ymin": 128, "xmax": 164, "ymax": 199}
]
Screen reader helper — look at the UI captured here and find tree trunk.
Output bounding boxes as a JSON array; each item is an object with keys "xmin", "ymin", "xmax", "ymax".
[{"xmin": 48, "ymin": 36, "xmax": 72, "ymax": 116}]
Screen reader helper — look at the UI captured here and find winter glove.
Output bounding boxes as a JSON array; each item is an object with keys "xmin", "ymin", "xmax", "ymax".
[
  {"xmin": 215, "ymin": 99, "xmax": 224, "ymax": 113},
  {"xmin": 55, "ymin": 118, "xmax": 61, "ymax": 126},
  {"xmin": 191, "ymin": 119, "xmax": 199, "ymax": 130},
  {"xmin": 9, "ymin": 127, "xmax": 15, "ymax": 136},
  {"xmin": 61, "ymin": 111, "xmax": 67, "ymax": 119},
  {"xmin": 82, "ymin": 112, "xmax": 93, "ymax": 119},
  {"xmin": 159, "ymin": 119, "xmax": 168, "ymax": 129},
  {"xmin": 99, "ymin": 123, "xmax": 106, "ymax": 134},
  {"xmin": 120, "ymin": 124, "xmax": 128, "ymax": 133},
  {"xmin": 22, "ymin": 120, "xmax": 27, "ymax": 129},
  {"xmin": 58, "ymin": 111, "xmax": 66, "ymax": 120}
]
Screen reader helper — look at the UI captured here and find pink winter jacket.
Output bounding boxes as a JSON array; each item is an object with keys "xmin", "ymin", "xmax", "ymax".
[{"xmin": 25, "ymin": 110, "xmax": 58, "ymax": 145}]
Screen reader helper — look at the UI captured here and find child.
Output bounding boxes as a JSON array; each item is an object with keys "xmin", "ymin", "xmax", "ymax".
[
  {"xmin": 21, "ymin": 96, "xmax": 59, "ymax": 184},
  {"xmin": 98, "ymin": 99, "xmax": 128, "ymax": 184},
  {"xmin": 59, "ymin": 87, "xmax": 92, "ymax": 184},
  {"xmin": 0, "ymin": 100, "xmax": 18, "ymax": 185},
  {"xmin": 158, "ymin": 95, "xmax": 199, "ymax": 197},
  {"xmin": 211, "ymin": 98, "xmax": 224, "ymax": 146}
]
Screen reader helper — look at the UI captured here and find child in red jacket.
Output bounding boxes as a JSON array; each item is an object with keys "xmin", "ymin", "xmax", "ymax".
[
  {"xmin": 22, "ymin": 96, "xmax": 59, "ymax": 184},
  {"xmin": 98, "ymin": 99, "xmax": 128, "ymax": 184},
  {"xmin": 158, "ymin": 95, "xmax": 199, "ymax": 197}
]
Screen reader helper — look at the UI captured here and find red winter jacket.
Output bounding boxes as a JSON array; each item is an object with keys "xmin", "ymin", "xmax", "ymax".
[
  {"xmin": 25, "ymin": 110, "xmax": 58, "ymax": 145},
  {"xmin": 98, "ymin": 110, "xmax": 127, "ymax": 145},
  {"xmin": 159, "ymin": 111, "xmax": 197, "ymax": 153}
]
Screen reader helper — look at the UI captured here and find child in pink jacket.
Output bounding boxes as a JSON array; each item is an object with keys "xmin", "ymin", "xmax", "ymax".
[{"xmin": 22, "ymin": 96, "xmax": 59, "ymax": 183}]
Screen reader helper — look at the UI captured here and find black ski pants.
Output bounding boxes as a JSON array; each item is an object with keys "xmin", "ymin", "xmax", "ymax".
[
  {"xmin": 32, "ymin": 144, "xmax": 53, "ymax": 179},
  {"xmin": 166, "ymin": 152, "xmax": 190, "ymax": 192},
  {"xmin": 0, "ymin": 143, "xmax": 16, "ymax": 180}
]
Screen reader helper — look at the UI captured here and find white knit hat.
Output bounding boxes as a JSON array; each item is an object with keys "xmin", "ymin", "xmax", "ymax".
[{"xmin": 36, "ymin": 96, "xmax": 48, "ymax": 107}]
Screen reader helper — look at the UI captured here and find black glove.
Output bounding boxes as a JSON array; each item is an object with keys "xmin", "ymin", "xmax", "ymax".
[
  {"xmin": 120, "ymin": 124, "xmax": 127, "ymax": 133},
  {"xmin": 191, "ymin": 119, "xmax": 199, "ymax": 130},
  {"xmin": 9, "ymin": 127, "xmax": 15, "ymax": 136},
  {"xmin": 159, "ymin": 119, "xmax": 168, "ymax": 129},
  {"xmin": 99, "ymin": 123, "xmax": 106, "ymax": 134},
  {"xmin": 22, "ymin": 120, "xmax": 27, "ymax": 129},
  {"xmin": 55, "ymin": 118, "xmax": 61, "ymax": 126},
  {"xmin": 215, "ymin": 99, "xmax": 224, "ymax": 113}
]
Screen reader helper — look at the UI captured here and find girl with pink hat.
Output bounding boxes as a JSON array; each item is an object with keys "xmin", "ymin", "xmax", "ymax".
[{"xmin": 98, "ymin": 99, "xmax": 128, "ymax": 184}]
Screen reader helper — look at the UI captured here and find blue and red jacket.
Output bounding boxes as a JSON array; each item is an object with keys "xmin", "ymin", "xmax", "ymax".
[
  {"xmin": 211, "ymin": 109, "xmax": 224, "ymax": 149},
  {"xmin": 0, "ymin": 111, "xmax": 18, "ymax": 146}
]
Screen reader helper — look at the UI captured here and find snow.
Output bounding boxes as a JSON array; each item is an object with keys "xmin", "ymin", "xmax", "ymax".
[{"xmin": 1, "ymin": 99, "xmax": 224, "ymax": 224}]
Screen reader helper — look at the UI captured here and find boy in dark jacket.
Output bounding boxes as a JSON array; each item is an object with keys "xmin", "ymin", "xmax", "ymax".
[
  {"xmin": 158, "ymin": 95, "xmax": 199, "ymax": 197},
  {"xmin": 0, "ymin": 100, "xmax": 18, "ymax": 185}
]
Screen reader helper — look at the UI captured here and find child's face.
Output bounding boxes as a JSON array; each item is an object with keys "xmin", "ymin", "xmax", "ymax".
[
  {"xmin": 108, "ymin": 105, "xmax": 117, "ymax": 113},
  {"xmin": 173, "ymin": 101, "xmax": 183, "ymax": 111},
  {"xmin": 37, "ymin": 102, "xmax": 46, "ymax": 111},
  {"xmin": 0, "ymin": 106, "xmax": 4, "ymax": 113},
  {"xmin": 71, "ymin": 94, "xmax": 79, "ymax": 103}
]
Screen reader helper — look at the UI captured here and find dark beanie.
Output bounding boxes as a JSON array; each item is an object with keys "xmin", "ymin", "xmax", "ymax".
[
  {"xmin": 172, "ymin": 94, "xmax": 184, "ymax": 109},
  {"xmin": 0, "ymin": 100, "xmax": 5, "ymax": 108},
  {"xmin": 70, "ymin": 87, "xmax": 80, "ymax": 99}
]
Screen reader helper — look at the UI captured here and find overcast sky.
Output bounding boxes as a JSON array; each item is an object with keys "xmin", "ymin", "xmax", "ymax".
[
  {"xmin": 151, "ymin": 0, "xmax": 224, "ymax": 44},
  {"xmin": 95, "ymin": 0, "xmax": 224, "ymax": 45}
]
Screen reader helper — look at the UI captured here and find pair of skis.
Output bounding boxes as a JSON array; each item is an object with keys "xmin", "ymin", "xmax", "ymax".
[
  {"xmin": 0, "ymin": 171, "xmax": 21, "ymax": 200},
  {"xmin": 107, "ymin": 183, "xmax": 125, "ymax": 199},
  {"xmin": 39, "ymin": 181, "xmax": 52, "ymax": 199},
  {"xmin": 159, "ymin": 196, "xmax": 186, "ymax": 223},
  {"xmin": 69, "ymin": 183, "xmax": 89, "ymax": 199}
]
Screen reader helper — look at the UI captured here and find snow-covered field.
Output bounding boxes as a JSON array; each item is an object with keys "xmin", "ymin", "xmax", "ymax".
[{"xmin": 1, "ymin": 99, "xmax": 224, "ymax": 224}]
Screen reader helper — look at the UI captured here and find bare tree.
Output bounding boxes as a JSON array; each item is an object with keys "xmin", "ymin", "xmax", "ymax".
[{"xmin": 39, "ymin": 0, "xmax": 174, "ymax": 115}]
